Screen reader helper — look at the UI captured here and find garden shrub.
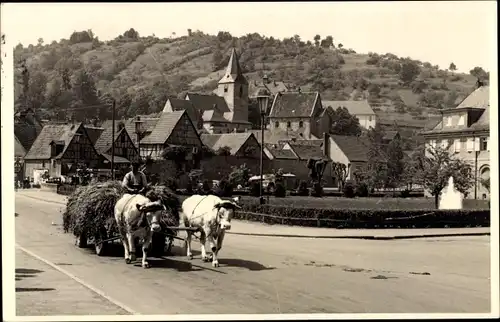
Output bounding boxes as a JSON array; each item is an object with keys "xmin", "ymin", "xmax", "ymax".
[
  {"xmin": 355, "ymin": 182, "xmax": 369, "ymax": 197},
  {"xmin": 343, "ymin": 181, "xmax": 356, "ymax": 198},
  {"xmin": 296, "ymin": 180, "xmax": 309, "ymax": 196},
  {"xmin": 274, "ymin": 183, "xmax": 286, "ymax": 198},
  {"xmin": 235, "ymin": 204, "xmax": 490, "ymax": 229},
  {"xmin": 250, "ymin": 181, "xmax": 260, "ymax": 197}
]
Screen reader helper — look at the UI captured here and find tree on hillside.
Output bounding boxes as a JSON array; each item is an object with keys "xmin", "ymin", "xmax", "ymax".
[
  {"xmin": 338, "ymin": 43, "xmax": 343, "ymax": 49},
  {"xmin": 420, "ymin": 145, "xmax": 474, "ymax": 208},
  {"xmin": 449, "ymin": 62, "xmax": 457, "ymax": 74},
  {"xmin": 37, "ymin": 38, "xmax": 44, "ymax": 47},
  {"xmin": 70, "ymin": 70, "xmax": 107, "ymax": 121},
  {"xmin": 123, "ymin": 28, "xmax": 139, "ymax": 39},
  {"xmin": 69, "ymin": 30, "xmax": 93, "ymax": 44},
  {"xmin": 469, "ymin": 66, "xmax": 489, "ymax": 81},
  {"xmin": 385, "ymin": 134, "xmax": 405, "ymax": 189},
  {"xmin": 313, "ymin": 34, "xmax": 321, "ymax": 47},
  {"xmin": 446, "ymin": 90, "xmax": 459, "ymax": 108},
  {"xmin": 217, "ymin": 31, "xmax": 233, "ymax": 42},
  {"xmin": 321, "ymin": 35, "xmax": 334, "ymax": 49},
  {"xmin": 187, "ymin": 29, "xmax": 192, "ymax": 37},
  {"xmin": 399, "ymin": 61, "xmax": 421, "ymax": 86},
  {"xmin": 212, "ymin": 49, "xmax": 224, "ymax": 71},
  {"xmin": 330, "ymin": 107, "xmax": 362, "ymax": 136}
]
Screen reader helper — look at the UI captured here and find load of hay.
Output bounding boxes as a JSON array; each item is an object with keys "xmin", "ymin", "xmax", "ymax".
[{"xmin": 62, "ymin": 181, "xmax": 181, "ymax": 240}]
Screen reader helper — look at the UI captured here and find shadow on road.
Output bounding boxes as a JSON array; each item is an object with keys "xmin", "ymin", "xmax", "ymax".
[
  {"xmin": 137, "ymin": 258, "xmax": 201, "ymax": 272},
  {"xmin": 218, "ymin": 258, "xmax": 276, "ymax": 271},
  {"xmin": 16, "ymin": 287, "xmax": 55, "ymax": 292},
  {"xmin": 15, "ymin": 268, "xmax": 43, "ymax": 282}
]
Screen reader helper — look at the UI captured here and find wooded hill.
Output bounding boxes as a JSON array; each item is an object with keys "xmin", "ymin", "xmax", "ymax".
[{"xmin": 14, "ymin": 28, "xmax": 489, "ymax": 127}]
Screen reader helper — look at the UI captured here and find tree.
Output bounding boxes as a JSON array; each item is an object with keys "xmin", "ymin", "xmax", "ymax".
[
  {"xmin": 401, "ymin": 147, "xmax": 424, "ymax": 192},
  {"xmin": 363, "ymin": 125, "xmax": 388, "ymax": 191},
  {"xmin": 449, "ymin": 62, "xmax": 457, "ymax": 74},
  {"xmin": 187, "ymin": 29, "xmax": 192, "ymax": 37},
  {"xmin": 228, "ymin": 164, "xmax": 250, "ymax": 188},
  {"xmin": 212, "ymin": 49, "xmax": 224, "ymax": 71},
  {"xmin": 321, "ymin": 35, "xmax": 334, "ymax": 48},
  {"xmin": 399, "ymin": 61, "xmax": 421, "ymax": 86},
  {"xmin": 70, "ymin": 70, "xmax": 106, "ymax": 121},
  {"xmin": 446, "ymin": 90, "xmax": 459, "ymax": 108},
  {"xmin": 469, "ymin": 66, "xmax": 489, "ymax": 81},
  {"xmin": 37, "ymin": 38, "xmax": 44, "ymax": 46},
  {"xmin": 217, "ymin": 31, "xmax": 233, "ymax": 43},
  {"xmin": 331, "ymin": 162, "xmax": 348, "ymax": 189},
  {"xmin": 420, "ymin": 145, "xmax": 474, "ymax": 209},
  {"xmin": 216, "ymin": 146, "xmax": 231, "ymax": 156},
  {"xmin": 338, "ymin": 43, "xmax": 343, "ymax": 49},
  {"xmin": 330, "ymin": 107, "xmax": 362, "ymax": 136},
  {"xmin": 123, "ymin": 28, "xmax": 139, "ymax": 39},
  {"xmin": 385, "ymin": 134, "xmax": 405, "ymax": 189},
  {"xmin": 313, "ymin": 34, "xmax": 321, "ymax": 47}
]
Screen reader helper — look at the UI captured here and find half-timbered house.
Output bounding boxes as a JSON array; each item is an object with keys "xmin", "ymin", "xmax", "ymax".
[
  {"xmin": 94, "ymin": 123, "xmax": 140, "ymax": 166},
  {"xmin": 23, "ymin": 123, "xmax": 103, "ymax": 179},
  {"xmin": 139, "ymin": 110, "xmax": 204, "ymax": 160}
]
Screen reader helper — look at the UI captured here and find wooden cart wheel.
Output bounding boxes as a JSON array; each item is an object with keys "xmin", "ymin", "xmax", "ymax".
[
  {"xmin": 94, "ymin": 228, "xmax": 108, "ymax": 256},
  {"xmin": 76, "ymin": 231, "xmax": 88, "ymax": 248}
]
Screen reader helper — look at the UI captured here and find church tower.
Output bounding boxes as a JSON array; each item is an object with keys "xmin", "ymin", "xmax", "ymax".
[{"xmin": 217, "ymin": 48, "xmax": 249, "ymax": 125}]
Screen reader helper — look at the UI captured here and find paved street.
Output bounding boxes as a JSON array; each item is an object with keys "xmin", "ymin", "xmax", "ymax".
[{"xmin": 13, "ymin": 192, "xmax": 491, "ymax": 315}]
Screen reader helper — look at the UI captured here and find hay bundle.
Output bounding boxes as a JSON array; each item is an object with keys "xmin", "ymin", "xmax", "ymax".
[
  {"xmin": 62, "ymin": 181, "xmax": 125, "ymax": 238},
  {"xmin": 62, "ymin": 181, "xmax": 181, "ymax": 239}
]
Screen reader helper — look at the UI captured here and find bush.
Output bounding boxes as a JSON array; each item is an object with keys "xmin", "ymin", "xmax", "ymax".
[
  {"xmin": 355, "ymin": 182, "xmax": 369, "ymax": 197},
  {"xmin": 296, "ymin": 180, "xmax": 309, "ymax": 196},
  {"xmin": 343, "ymin": 181, "xmax": 356, "ymax": 198},
  {"xmin": 400, "ymin": 189, "xmax": 411, "ymax": 198},
  {"xmin": 274, "ymin": 183, "xmax": 286, "ymax": 198},
  {"xmin": 235, "ymin": 204, "xmax": 490, "ymax": 229},
  {"xmin": 310, "ymin": 182, "xmax": 324, "ymax": 197}
]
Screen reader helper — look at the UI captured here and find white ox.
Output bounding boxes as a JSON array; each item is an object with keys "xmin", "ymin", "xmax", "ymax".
[
  {"xmin": 114, "ymin": 194, "xmax": 165, "ymax": 268},
  {"xmin": 181, "ymin": 195, "xmax": 241, "ymax": 267}
]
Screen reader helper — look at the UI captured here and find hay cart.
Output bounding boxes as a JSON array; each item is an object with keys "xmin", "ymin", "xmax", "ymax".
[{"xmin": 75, "ymin": 219, "xmax": 200, "ymax": 257}]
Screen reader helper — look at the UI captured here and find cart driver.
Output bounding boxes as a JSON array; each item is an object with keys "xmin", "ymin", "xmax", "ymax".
[{"xmin": 122, "ymin": 162, "xmax": 148, "ymax": 195}]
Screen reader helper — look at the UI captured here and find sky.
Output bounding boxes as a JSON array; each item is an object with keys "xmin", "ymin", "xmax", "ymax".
[{"xmin": 1, "ymin": 1, "xmax": 497, "ymax": 73}]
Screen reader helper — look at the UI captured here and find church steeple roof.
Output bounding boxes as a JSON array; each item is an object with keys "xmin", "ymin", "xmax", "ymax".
[{"xmin": 218, "ymin": 48, "xmax": 248, "ymax": 85}]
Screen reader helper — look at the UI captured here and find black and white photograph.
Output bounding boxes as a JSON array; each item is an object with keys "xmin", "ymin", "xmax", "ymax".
[{"xmin": 1, "ymin": 1, "xmax": 498, "ymax": 320}]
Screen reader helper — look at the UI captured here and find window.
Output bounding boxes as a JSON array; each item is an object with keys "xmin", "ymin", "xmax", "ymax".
[
  {"xmin": 453, "ymin": 139, "xmax": 461, "ymax": 153},
  {"xmin": 369, "ymin": 115, "xmax": 372, "ymax": 122},
  {"xmin": 429, "ymin": 140, "xmax": 436, "ymax": 149},
  {"xmin": 286, "ymin": 121, "xmax": 291, "ymax": 128},
  {"xmin": 440, "ymin": 140, "xmax": 447, "ymax": 149},
  {"xmin": 275, "ymin": 121, "xmax": 279, "ymax": 128},
  {"xmin": 480, "ymin": 137, "xmax": 488, "ymax": 151},
  {"xmin": 224, "ymin": 85, "xmax": 228, "ymax": 93},
  {"xmin": 239, "ymin": 86, "xmax": 243, "ymax": 97},
  {"xmin": 466, "ymin": 138, "xmax": 474, "ymax": 152},
  {"xmin": 458, "ymin": 115, "xmax": 465, "ymax": 126},
  {"xmin": 446, "ymin": 116, "xmax": 452, "ymax": 127},
  {"xmin": 299, "ymin": 121, "xmax": 304, "ymax": 128}
]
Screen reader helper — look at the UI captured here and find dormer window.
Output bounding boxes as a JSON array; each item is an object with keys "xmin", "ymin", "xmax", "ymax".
[
  {"xmin": 286, "ymin": 121, "xmax": 291, "ymax": 128},
  {"xmin": 458, "ymin": 114, "xmax": 465, "ymax": 126}
]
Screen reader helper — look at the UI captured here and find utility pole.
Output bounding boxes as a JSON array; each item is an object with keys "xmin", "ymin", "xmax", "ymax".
[{"xmin": 111, "ymin": 99, "xmax": 116, "ymax": 180}]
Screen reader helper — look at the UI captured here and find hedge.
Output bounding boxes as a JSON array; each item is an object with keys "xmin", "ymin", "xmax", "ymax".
[{"xmin": 235, "ymin": 204, "xmax": 490, "ymax": 229}]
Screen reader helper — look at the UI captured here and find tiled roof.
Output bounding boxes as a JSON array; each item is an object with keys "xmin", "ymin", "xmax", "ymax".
[
  {"xmin": 24, "ymin": 123, "xmax": 82, "ymax": 160},
  {"xmin": 455, "ymin": 86, "xmax": 489, "ymax": 109},
  {"xmin": 202, "ymin": 109, "xmax": 228, "ymax": 123},
  {"xmin": 280, "ymin": 139, "xmax": 323, "ymax": 147},
  {"xmin": 201, "ymin": 132, "xmax": 254, "ymax": 155},
  {"xmin": 15, "ymin": 136, "xmax": 27, "ymax": 157},
  {"xmin": 84, "ymin": 126, "xmax": 105, "ymax": 145},
  {"xmin": 218, "ymin": 48, "xmax": 248, "ymax": 85},
  {"xmin": 322, "ymin": 100, "xmax": 375, "ymax": 115},
  {"xmin": 164, "ymin": 98, "xmax": 200, "ymax": 125},
  {"xmin": 94, "ymin": 126, "xmax": 125, "ymax": 154},
  {"xmin": 469, "ymin": 105, "xmax": 489, "ymax": 131},
  {"xmin": 330, "ymin": 135, "xmax": 370, "ymax": 162},
  {"xmin": 185, "ymin": 93, "xmax": 230, "ymax": 113},
  {"xmin": 248, "ymin": 129, "xmax": 302, "ymax": 145},
  {"xmin": 140, "ymin": 110, "xmax": 185, "ymax": 145},
  {"xmin": 287, "ymin": 143, "xmax": 328, "ymax": 160},
  {"xmin": 269, "ymin": 92, "xmax": 319, "ymax": 118},
  {"xmin": 264, "ymin": 144, "xmax": 298, "ymax": 160},
  {"xmin": 250, "ymin": 80, "xmax": 289, "ymax": 97}
]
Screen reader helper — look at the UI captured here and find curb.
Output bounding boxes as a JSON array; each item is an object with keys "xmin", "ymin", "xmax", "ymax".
[
  {"xmin": 17, "ymin": 192, "xmax": 491, "ymax": 240},
  {"xmin": 226, "ymin": 231, "xmax": 491, "ymax": 240}
]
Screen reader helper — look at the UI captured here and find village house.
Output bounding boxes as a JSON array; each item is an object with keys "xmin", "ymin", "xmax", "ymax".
[
  {"xmin": 249, "ymin": 75, "xmax": 293, "ymax": 99},
  {"xmin": 267, "ymin": 91, "xmax": 333, "ymax": 140},
  {"xmin": 138, "ymin": 110, "xmax": 204, "ymax": 160},
  {"xmin": 322, "ymin": 100, "xmax": 376, "ymax": 130},
  {"xmin": 93, "ymin": 123, "xmax": 140, "ymax": 167},
  {"xmin": 23, "ymin": 123, "xmax": 103, "ymax": 181},
  {"xmin": 422, "ymin": 83, "xmax": 490, "ymax": 199},
  {"xmin": 328, "ymin": 134, "xmax": 370, "ymax": 183}
]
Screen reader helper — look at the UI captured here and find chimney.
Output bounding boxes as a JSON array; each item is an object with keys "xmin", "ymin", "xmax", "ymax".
[{"xmin": 323, "ymin": 132, "xmax": 330, "ymax": 157}]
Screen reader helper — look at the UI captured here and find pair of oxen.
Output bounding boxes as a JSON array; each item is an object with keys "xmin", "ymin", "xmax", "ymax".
[{"xmin": 114, "ymin": 193, "xmax": 241, "ymax": 268}]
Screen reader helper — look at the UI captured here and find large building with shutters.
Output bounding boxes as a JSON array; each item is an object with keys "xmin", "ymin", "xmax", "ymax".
[{"xmin": 422, "ymin": 84, "xmax": 490, "ymax": 199}]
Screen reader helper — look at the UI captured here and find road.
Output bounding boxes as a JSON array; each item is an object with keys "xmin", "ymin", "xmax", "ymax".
[{"xmin": 13, "ymin": 193, "xmax": 491, "ymax": 315}]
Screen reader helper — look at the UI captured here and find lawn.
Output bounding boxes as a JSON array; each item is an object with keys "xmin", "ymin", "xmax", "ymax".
[{"xmin": 237, "ymin": 196, "xmax": 489, "ymax": 210}]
